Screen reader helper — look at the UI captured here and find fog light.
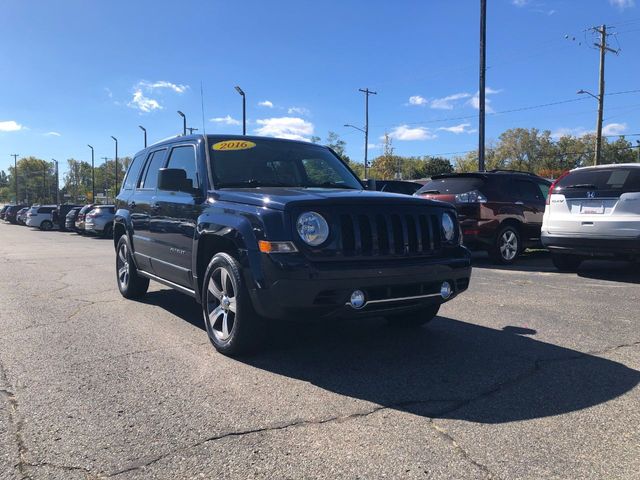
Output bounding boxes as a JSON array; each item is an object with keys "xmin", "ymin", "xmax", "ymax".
[
  {"xmin": 349, "ymin": 290, "xmax": 366, "ymax": 309},
  {"xmin": 440, "ymin": 282, "xmax": 452, "ymax": 299}
]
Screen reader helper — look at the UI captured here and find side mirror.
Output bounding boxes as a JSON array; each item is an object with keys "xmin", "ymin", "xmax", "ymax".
[
  {"xmin": 365, "ymin": 178, "xmax": 377, "ymax": 191},
  {"xmin": 158, "ymin": 168, "xmax": 190, "ymax": 192}
]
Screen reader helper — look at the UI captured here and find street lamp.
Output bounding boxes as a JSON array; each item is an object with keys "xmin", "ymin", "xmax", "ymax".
[
  {"xmin": 177, "ymin": 110, "xmax": 186, "ymax": 136},
  {"xmin": 577, "ymin": 89, "xmax": 604, "ymax": 165},
  {"xmin": 110, "ymin": 136, "xmax": 118, "ymax": 194},
  {"xmin": 138, "ymin": 125, "xmax": 147, "ymax": 148},
  {"xmin": 344, "ymin": 124, "xmax": 365, "ymax": 133},
  {"xmin": 235, "ymin": 86, "xmax": 246, "ymax": 135},
  {"xmin": 87, "ymin": 144, "xmax": 95, "ymax": 202},
  {"xmin": 52, "ymin": 159, "xmax": 59, "ymax": 205}
]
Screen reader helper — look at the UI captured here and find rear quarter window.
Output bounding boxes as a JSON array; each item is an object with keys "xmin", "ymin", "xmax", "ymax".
[{"xmin": 417, "ymin": 177, "xmax": 485, "ymax": 195}]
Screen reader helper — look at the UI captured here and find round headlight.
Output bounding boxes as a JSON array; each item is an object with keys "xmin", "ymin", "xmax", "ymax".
[
  {"xmin": 441, "ymin": 212, "xmax": 456, "ymax": 242},
  {"xmin": 296, "ymin": 212, "xmax": 329, "ymax": 246}
]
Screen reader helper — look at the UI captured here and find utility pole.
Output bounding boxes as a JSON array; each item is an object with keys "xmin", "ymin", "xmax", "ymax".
[
  {"xmin": 52, "ymin": 159, "xmax": 59, "ymax": 205},
  {"xmin": 478, "ymin": 0, "xmax": 487, "ymax": 172},
  {"xmin": 235, "ymin": 86, "xmax": 246, "ymax": 135},
  {"xmin": 42, "ymin": 161, "xmax": 47, "ymax": 202},
  {"xmin": 11, "ymin": 154, "xmax": 19, "ymax": 202},
  {"xmin": 593, "ymin": 25, "xmax": 618, "ymax": 165},
  {"xmin": 88, "ymin": 144, "xmax": 95, "ymax": 202},
  {"xmin": 101, "ymin": 157, "xmax": 109, "ymax": 203},
  {"xmin": 358, "ymin": 88, "xmax": 377, "ymax": 179},
  {"xmin": 111, "ymin": 136, "xmax": 118, "ymax": 194}
]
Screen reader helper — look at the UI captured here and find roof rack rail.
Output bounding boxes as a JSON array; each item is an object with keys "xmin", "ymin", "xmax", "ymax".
[{"xmin": 488, "ymin": 169, "xmax": 538, "ymax": 176}]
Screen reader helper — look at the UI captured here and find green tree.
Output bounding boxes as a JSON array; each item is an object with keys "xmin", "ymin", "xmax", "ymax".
[
  {"xmin": 324, "ymin": 131, "xmax": 351, "ymax": 163},
  {"xmin": 5, "ymin": 157, "xmax": 57, "ymax": 204}
]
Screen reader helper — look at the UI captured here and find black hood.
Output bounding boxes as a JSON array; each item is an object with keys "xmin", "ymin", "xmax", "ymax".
[{"xmin": 209, "ymin": 187, "xmax": 449, "ymax": 210}]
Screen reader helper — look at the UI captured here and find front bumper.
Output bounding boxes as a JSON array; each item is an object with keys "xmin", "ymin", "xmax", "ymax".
[
  {"xmin": 542, "ymin": 233, "xmax": 640, "ymax": 257},
  {"xmin": 248, "ymin": 246, "xmax": 472, "ymax": 320}
]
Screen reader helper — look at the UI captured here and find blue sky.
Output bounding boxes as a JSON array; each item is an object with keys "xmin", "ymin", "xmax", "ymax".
[{"xmin": 1, "ymin": 0, "xmax": 639, "ymax": 178}]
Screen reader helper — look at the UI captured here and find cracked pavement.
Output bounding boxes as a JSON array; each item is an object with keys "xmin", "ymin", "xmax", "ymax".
[{"xmin": 0, "ymin": 223, "xmax": 638, "ymax": 479}]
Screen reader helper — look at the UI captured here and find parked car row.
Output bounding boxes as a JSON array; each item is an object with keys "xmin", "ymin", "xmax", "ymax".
[
  {"xmin": 413, "ymin": 164, "xmax": 640, "ymax": 269},
  {"xmin": 2, "ymin": 203, "xmax": 116, "ymax": 237}
]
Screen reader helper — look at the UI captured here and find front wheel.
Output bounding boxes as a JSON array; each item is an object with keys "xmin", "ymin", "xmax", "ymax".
[
  {"xmin": 116, "ymin": 236, "xmax": 149, "ymax": 299},
  {"xmin": 551, "ymin": 253, "xmax": 583, "ymax": 272},
  {"xmin": 202, "ymin": 253, "xmax": 265, "ymax": 356},
  {"xmin": 489, "ymin": 225, "xmax": 521, "ymax": 265},
  {"xmin": 40, "ymin": 220, "xmax": 53, "ymax": 231},
  {"xmin": 386, "ymin": 304, "xmax": 440, "ymax": 328}
]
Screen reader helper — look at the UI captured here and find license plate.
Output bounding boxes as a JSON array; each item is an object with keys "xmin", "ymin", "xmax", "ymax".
[{"xmin": 580, "ymin": 201, "xmax": 604, "ymax": 214}]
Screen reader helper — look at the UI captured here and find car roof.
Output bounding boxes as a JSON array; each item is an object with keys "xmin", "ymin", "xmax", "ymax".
[
  {"xmin": 570, "ymin": 163, "xmax": 640, "ymax": 173},
  {"xmin": 431, "ymin": 170, "xmax": 547, "ymax": 181}
]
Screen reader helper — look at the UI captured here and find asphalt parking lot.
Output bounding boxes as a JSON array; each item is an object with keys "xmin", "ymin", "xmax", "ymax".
[{"xmin": 0, "ymin": 223, "xmax": 638, "ymax": 480}]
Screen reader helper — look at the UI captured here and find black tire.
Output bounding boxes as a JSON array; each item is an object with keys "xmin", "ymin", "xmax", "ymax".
[
  {"xmin": 386, "ymin": 304, "xmax": 440, "ymax": 328},
  {"xmin": 40, "ymin": 220, "xmax": 53, "ymax": 231},
  {"xmin": 116, "ymin": 235, "xmax": 149, "ymax": 299},
  {"xmin": 202, "ymin": 253, "xmax": 265, "ymax": 356},
  {"xmin": 551, "ymin": 253, "xmax": 583, "ymax": 272},
  {"xmin": 489, "ymin": 225, "xmax": 521, "ymax": 265},
  {"xmin": 102, "ymin": 223, "xmax": 113, "ymax": 238}
]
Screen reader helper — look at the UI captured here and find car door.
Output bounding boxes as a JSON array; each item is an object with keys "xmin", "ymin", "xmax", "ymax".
[
  {"xmin": 130, "ymin": 148, "xmax": 167, "ymax": 272},
  {"xmin": 513, "ymin": 178, "xmax": 546, "ymax": 241},
  {"xmin": 150, "ymin": 143, "xmax": 202, "ymax": 287}
]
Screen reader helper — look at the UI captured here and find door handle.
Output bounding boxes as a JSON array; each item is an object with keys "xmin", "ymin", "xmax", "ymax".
[{"xmin": 515, "ymin": 201, "xmax": 524, "ymax": 205}]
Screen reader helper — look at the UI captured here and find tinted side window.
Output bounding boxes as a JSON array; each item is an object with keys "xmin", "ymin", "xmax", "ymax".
[
  {"xmin": 515, "ymin": 180, "xmax": 544, "ymax": 201},
  {"xmin": 140, "ymin": 150, "xmax": 167, "ymax": 190},
  {"xmin": 166, "ymin": 146, "xmax": 198, "ymax": 189},
  {"xmin": 122, "ymin": 153, "xmax": 145, "ymax": 191}
]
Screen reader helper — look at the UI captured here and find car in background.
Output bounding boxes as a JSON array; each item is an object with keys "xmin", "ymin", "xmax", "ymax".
[
  {"xmin": 375, "ymin": 180, "xmax": 423, "ymax": 195},
  {"xmin": 542, "ymin": 163, "xmax": 640, "ymax": 271},
  {"xmin": 0, "ymin": 205, "xmax": 11, "ymax": 220},
  {"xmin": 84, "ymin": 205, "xmax": 115, "ymax": 238},
  {"xmin": 65, "ymin": 207, "xmax": 83, "ymax": 231},
  {"xmin": 57, "ymin": 204, "xmax": 82, "ymax": 231},
  {"xmin": 25, "ymin": 205, "xmax": 58, "ymax": 230},
  {"xmin": 16, "ymin": 207, "xmax": 30, "ymax": 225},
  {"xmin": 74, "ymin": 204, "xmax": 96, "ymax": 234},
  {"xmin": 415, "ymin": 170, "xmax": 551, "ymax": 264},
  {"xmin": 4, "ymin": 204, "xmax": 28, "ymax": 224}
]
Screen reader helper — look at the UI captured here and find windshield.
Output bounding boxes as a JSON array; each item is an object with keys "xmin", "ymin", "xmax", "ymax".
[
  {"xmin": 557, "ymin": 167, "xmax": 640, "ymax": 194},
  {"xmin": 209, "ymin": 138, "xmax": 362, "ymax": 190},
  {"xmin": 417, "ymin": 176, "xmax": 485, "ymax": 195}
]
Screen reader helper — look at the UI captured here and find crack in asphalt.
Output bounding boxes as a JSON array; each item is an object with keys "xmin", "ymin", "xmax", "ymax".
[{"xmin": 0, "ymin": 360, "xmax": 31, "ymax": 479}]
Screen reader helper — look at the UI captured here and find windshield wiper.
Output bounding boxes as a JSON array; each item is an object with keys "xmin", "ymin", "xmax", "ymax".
[
  {"xmin": 307, "ymin": 182, "xmax": 359, "ymax": 190},
  {"xmin": 216, "ymin": 179, "xmax": 293, "ymax": 188},
  {"xmin": 419, "ymin": 189, "xmax": 440, "ymax": 194},
  {"xmin": 564, "ymin": 184, "xmax": 597, "ymax": 190}
]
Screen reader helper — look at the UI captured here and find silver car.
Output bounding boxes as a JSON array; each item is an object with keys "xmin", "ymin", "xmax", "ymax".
[{"xmin": 84, "ymin": 205, "xmax": 116, "ymax": 238}]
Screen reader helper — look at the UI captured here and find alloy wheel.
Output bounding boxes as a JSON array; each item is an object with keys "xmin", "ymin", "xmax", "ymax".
[
  {"xmin": 117, "ymin": 243, "xmax": 130, "ymax": 289},
  {"xmin": 499, "ymin": 230, "xmax": 518, "ymax": 261},
  {"xmin": 206, "ymin": 267, "xmax": 237, "ymax": 341}
]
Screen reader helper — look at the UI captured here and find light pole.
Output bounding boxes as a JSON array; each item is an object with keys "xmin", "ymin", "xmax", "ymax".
[
  {"xmin": 87, "ymin": 144, "xmax": 95, "ymax": 202},
  {"xmin": 344, "ymin": 124, "xmax": 365, "ymax": 170},
  {"xmin": 52, "ymin": 159, "xmax": 59, "ymax": 205},
  {"xmin": 139, "ymin": 125, "xmax": 147, "ymax": 148},
  {"xmin": 478, "ymin": 0, "xmax": 487, "ymax": 172},
  {"xmin": 11, "ymin": 154, "xmax": 19, "ymax": 202},
  {"xmin": 110, "ymin": 136, "xmax": 118, "ymax": 194},
  {"xmin": 358, "ymin": 88, "xmax": 377, "ymax": 179},
  {"xmin": 177, "ymin": 110, "xmax": 186, "ymax": 136},
  {"xmin": 101, "ymin": 157, "xmax": 109, "ymax": 202},
  {"xmin": 577, "ymin": 89, "xmax": 603, "ymax": 165},
  {"xmin": 235, "ymin": 86, "xmax": 246, "ymax": 135},
  {"xmin": 42, "ymin": 161, "xmax": 47, "ymax": 202}
]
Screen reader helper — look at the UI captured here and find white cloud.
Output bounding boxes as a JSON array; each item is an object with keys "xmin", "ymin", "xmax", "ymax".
[
  {"xmin": 610, "ymin": 0, "xmax": 635, "ymax": 9},
  {"xmin": 210, "ymin": 115, "xmax": 241, "ymax": 126},
  {"xmin": 367, "ymin": 143, "xmax": 381, "ymax": 150},
  {"xmin": 512, "ymin": 0, "xmax": 530, "ymax": 6},
  {"xmin": 287, "ymin": 106, "xmax": 310, "ymax": 116},
  {"xmin": 438, "ymin": 123, "xmax": 475, "ymax": 134},
  {"xmin": 386, "ymin": 125, "xmax": 436, "ymax": 141},
  {"xmin": 104, "ymin": 87, "xmax": 113, "ymax": 98},
  {"xmin": 139, "ymin": 80, "xmax": 189, "ymax": 94},
  {"xmin": 550, "ymin": 127, "xmax": 590, "ymax": 139},
  {"xmin": 258, "ymin": 100, "xmax": 274, "ymax": 108},
  {"xmin": 430, "ymin": 92, "xmax": 472, "ymax": 110},
  {"xmin": 45, "ymin": 131, "xmax": 61, "ymax": 137},
  {"xmin": 602, "ymin": 122, "xmax": 628, "ymax": 136},
  {"xmin": 254, "ymin": 117, "xmax": 314, "ymax": 141},
  {"xmin": 408, "ymin": 95, "xmax": 428, "ymax": 106},
  {"xmin": 468, "ymin": 87, "xmax": 501, "ymax": 113},
  {"xmin": 0, "ymin": 120, "xmax": 24, "ymax": 132},
  {"xmin": 128, "ymin": 90, "xmax": 162, "ymax": 113}
]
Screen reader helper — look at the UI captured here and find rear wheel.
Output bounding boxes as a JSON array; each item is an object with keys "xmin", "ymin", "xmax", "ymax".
[
  {"xmin": 490, "ymin": 225, "xmax": 521, "ymax": 265},
  {"xmin": 116, "ymin": 236, "xmax": 149, "ymax": 298},
  {"xmin": 40, "ymin": 220, "xmax": 53, "ymax": 231},
  {"xmin": 386, "ymin": 304, "xmax": 440, "ymax": 328},
  {"xmin": 551, "ymin": 253, "xmax": 583, "ymax": 272},
  {"xmin": 202, "ymin": 253, "xmax": 265, "ymax": 356}
]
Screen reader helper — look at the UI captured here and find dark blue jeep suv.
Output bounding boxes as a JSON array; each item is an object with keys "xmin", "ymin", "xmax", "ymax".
[{"xmin": 114, "ymin": 134, "xmax": 471, "ymax": 355}]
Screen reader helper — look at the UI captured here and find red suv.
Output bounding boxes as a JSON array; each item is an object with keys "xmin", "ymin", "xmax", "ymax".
[{"xmin": 415, "ymin": 170, "xmax": 551, "ymax": 264}]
